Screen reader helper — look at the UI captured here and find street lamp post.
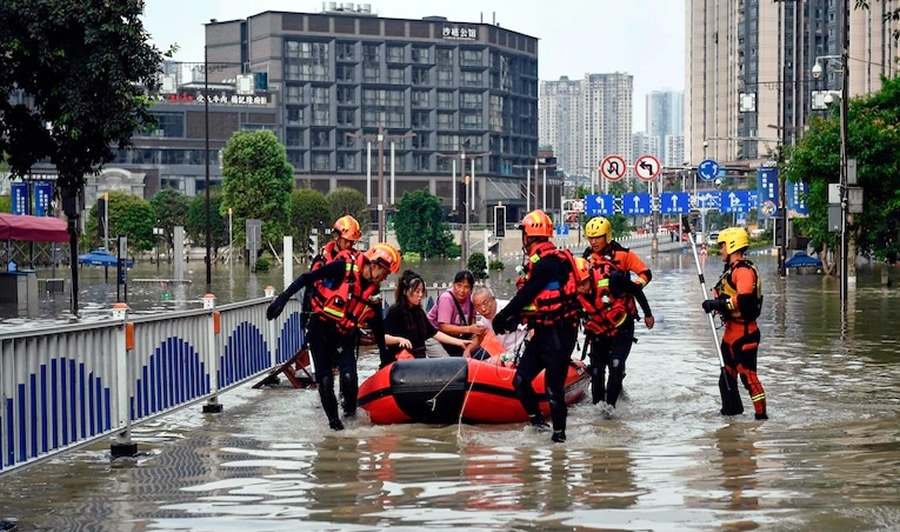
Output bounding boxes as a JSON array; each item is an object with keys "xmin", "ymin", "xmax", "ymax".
[
  {"xmin": 438, "ymin": 146, "xmax": 489, "ymax": 268},
  {"xmin": 203, "ymin": 43, "xmax": 212, "ymax": 291}
]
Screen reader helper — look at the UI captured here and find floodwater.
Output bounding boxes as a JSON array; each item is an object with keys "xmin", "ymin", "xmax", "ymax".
[{"xmin": 2, "ymin": 250, "xmax": 900, "ymax": 531}]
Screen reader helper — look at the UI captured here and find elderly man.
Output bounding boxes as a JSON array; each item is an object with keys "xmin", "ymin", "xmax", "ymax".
[{"xmin": 470, "ymin": 286, "xmax": 528, "ymax": 360}]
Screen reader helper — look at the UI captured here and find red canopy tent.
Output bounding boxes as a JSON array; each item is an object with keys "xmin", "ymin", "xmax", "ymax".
[{"xmin": 0, "ymin": 213, "xmax": 70, "ymax": 243}]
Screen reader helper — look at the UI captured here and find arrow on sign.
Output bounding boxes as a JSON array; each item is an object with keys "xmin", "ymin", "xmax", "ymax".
[
  {"xmin": 606, "ymin": 160, "xmax": 620, "ymax": 176},
  {"xmin": 639, "ymin": 160, "xmax": 654, "ymax": 176},
  {"xmin": 632, "ymin": 196, "xmax": 641, "ymax": 210}
]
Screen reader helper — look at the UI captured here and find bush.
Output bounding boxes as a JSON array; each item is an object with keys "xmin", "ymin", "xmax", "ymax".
[
  {"xmin": 489, "ymin": 259, "xmax": 505, "ymax": 271},
  {"xmin": 254, "ymin": 257, "xmax": 270, "ymax": 272},
  {"xmin": 467, "ymin": 252, "xmax": 488, "ymax": 279}
]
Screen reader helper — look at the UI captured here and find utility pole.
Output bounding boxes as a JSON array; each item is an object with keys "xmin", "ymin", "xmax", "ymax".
[
  {"xmin": 438, "ymin": 145, "xmax": 489, "ymax": 268},
  {"xmin": 514, "ymin": 158, "xmax": 557, "ymax": 214},
  {"xmin": 347, "ymin": 127, "xmax": 415, "ymax": 243}
]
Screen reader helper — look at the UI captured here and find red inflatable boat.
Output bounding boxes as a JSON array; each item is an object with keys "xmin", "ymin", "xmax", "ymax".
[{"xmin": 357, "ymin": 357, "xmax": 590, "ymax": 425}]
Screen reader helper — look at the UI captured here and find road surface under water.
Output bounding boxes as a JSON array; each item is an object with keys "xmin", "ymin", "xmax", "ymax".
[{"xmin": 1, "ymin": 251, "xmax": 899, "ymax": 531}]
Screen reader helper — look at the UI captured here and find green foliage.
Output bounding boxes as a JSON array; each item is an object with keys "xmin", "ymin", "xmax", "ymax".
[
  {"xmin": 0, "ymin": 195, "xmax": 10, "ymax": 214},
  {"xmin": 467, "ymin": 252, "xmax": 488, "ymax": 279},
  {"xmin": 394, "ymin": 189, "xmax": 455, "ymax": 258},
  {"xmin": 785, "ymin": 76, "xmax": 900, "ymax": 262},
  {"xmin": 326, "ymin": 187, "xmax": 369, "ymax": 234},
  {"xmin": 84, "ymin": 191, "xmax": 156, "ymax": 252},
  {"xmin": 254, "ymin": 257, "xmax": 270, "ymax": 272},
  {"xmin": 291, "ymin": 188, "xmax": 331, "ymax": 250},
  {"xmin": 149, "ymin": 188, "xmax": 190, "ymax": 248},
  {"xmin": 186, "ymin": 188, "xmax": 228, "ymax": 254},
  {"xmin": 608, "ymin": 214, "xmax": 630, "ymax": 238},
  {"xmin": 0, "ymin": 1, "xmax": 167, "ymax": 191},
  {"xmin": 221, "ymin": 130, "xmax": 294, "ymax": 249},
  {"xmin": 489, "ymin": 259, "xmax": 505, "ymax": 271}
]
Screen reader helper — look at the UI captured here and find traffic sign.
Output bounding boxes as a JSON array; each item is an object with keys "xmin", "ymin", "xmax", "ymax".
[
  {"xmin": 634, "ymin": 154, "xmax": 661, "ymax": 181},
  {"xmin": 722, "ymin": 190, "xmax": 751, "ymax": 213},
  {"xmin": 694, "ymin": 191, "xmax": 721, "ymax": 210},
  {"xmin": 555, "ymin": 225, "xmax": 570, "ymax": 238},
  {"xmin": 697, "ymin": 159, "xmax": 720, "ymax": 182},
  {"xmin": 584, "ymin": 194, "xmax": 615, "ymax": 216},
  {"xmin": 600, "ymin": 155, "xmax": 627, "ymax": 181},
  {"xmin": 756, "ymin": 167, "xmax": 780, "ymax": 218},
  {"xmin": 660, "ymin": 192, "xmax": 691, "ymax": 214},
  {"xmin": 622, "ymin": 193, "xmax": 652, "ymax": 215}
]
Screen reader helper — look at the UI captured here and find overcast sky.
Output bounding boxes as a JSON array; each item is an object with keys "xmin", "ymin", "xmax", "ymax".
[{"xmin": 143, "ymin": 0, "xmax": 685, "ymax": 131}]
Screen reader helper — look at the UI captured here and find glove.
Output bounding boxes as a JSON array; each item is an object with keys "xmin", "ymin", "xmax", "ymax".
[
  {"xmin": 493, "ymin": 311, "xmax": 519, "ymax": 335},
  {"xmin": 702, "ymin": 297, "xmax": 728, "ymax": 314},
  {"xmin": 266, "ymin": 292, "xmax": 290, "ymax": 321}
]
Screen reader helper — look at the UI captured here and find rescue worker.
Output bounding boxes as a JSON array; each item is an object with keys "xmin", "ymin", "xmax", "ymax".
[
  {"xmin": 266, "ymin": 242, "xmax": 401, "ymax": 431},
  {"xmin": 493, "ymin": 210, "xmax": 580, "ymax": 443},
  {"xmin": 313, "ymin": 215, "xmax": 362, "ymax": 268},
  {"xmin": 582, "ymin": 216, "xmax": 654, "ymax": 413},
  {"xmin": 702, "ymin": 227, "xmax": 767, "ymax": 420}
]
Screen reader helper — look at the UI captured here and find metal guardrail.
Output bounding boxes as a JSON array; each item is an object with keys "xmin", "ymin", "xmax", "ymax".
[{"xmin": 0, "ymin": 290, "xmax": 298, "ymax": 477}]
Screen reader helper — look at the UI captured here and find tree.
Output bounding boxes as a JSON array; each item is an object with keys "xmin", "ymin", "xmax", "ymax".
[
  {"xmin": 84, "ymin": 191, "xmax": 156, "ymax": 252},
  {"xmin": 394, "ymin": 189, "xmax": 454, "ymax": 258},
  {"xmin": 0, "ymin": 196, "xmax": 10, "ymax": 214},
  {"xmin": 221, "ymin": 130, "xmax": 294, "ymax": 251},
  {"xmin": 0, "ymin": 1, "xmax": 167, "ymax": 192},
  {"xmin": 326, "ymin": 187, "xmax": 370, "ymax": 235},
  {"xmin": 291, "ymin": 188, "xmax": 331, "ymax": 253},
  {"xmin": 785, "ymin": 75, "xmax": 900, "ymax": 264},
  {"xmin": 150, "ymin": 188, "xmax": 190, "ymax": 249},
  {"xmin": 186, "ymin": 188, "xmax": 228, "ymax": 256}
]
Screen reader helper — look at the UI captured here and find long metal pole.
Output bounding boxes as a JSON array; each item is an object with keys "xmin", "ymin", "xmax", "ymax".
[
  {"xmin": 377, "ymin": 126, "xmax": 385, "ymax": 243},
  {"xmin": 839, "ymin": 0, "xmax": 850, "ymax": 306},
  {"xmin": 542, "ymin": 168, "xmax": 547, "ymax": 211},
  {"xmin": 366, "ymin": 141, "xmax": 372, "ymax": 204},
  {"xmin": 390, "ymin": 141, "xmax": 396, "ymax": 205},
  {"xmin": 204, "ymin": 44, "xmax": 212, "ymax": 291},
  {"xmin": 526, "ymin": 169, "xmax": 531, "ymax": 212},
  {"xmin": 451, "ymin": 159, "xmax": 457, "ymax": 211}
]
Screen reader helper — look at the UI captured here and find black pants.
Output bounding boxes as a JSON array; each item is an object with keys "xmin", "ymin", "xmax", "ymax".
[
  {"xmin": 306, "ymin": 316, "xmax": 359, "ymax": 423},
  {"xmin": 587, "ymin": 320, "xmax": 635, "ymax": 407},
  {"xmin": 513, "ymin": 323, "xmax": 578, "ymax": 433}
]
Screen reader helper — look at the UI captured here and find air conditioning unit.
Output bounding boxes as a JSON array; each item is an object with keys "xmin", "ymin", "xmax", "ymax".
[{"xmin": 359, "ymin": 3, "xmax": 372, "ymax": 12}]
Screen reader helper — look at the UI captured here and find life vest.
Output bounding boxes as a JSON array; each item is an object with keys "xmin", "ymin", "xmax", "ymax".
[
  {"xmin": 578, "ymin": 258, "xmax": 630, "ymax": 336},
  {"xmin": 312, "ymin": 241, "xmax": 344, "ymax": 271},
  {"xmin": 516, "ymin": 242, "xmax": 579, "ymax": 326},
  {"xmin": 713, "ymin": 259, "xmax": 763, "ymax": 322},
  {"xmin": 309, "ymin": 252, "xmax": 382, "ymax": 333},
  {"xmin": 589, "ymin": 241, "xmax": 639, "ymax": 317},
  {"xmin": 479, "ymin": 328, "xmax": 506, "ymax": 357}
]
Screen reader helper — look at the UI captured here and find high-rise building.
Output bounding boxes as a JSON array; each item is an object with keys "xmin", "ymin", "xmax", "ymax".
[
  {"xmin": 539, "ymin": 73, "xmax": 633, "ymax": 177},
  {"xmin": 645, "ymin": 90, "xmax": 684, "ymax": 163},
  {"xmin": 685, "ymin": 0, "xmax": 899, "ymax": 165},
  {"xmin": 206, "ymin": 5, "xmax": 540, "ymax": 221},
  {"xmin": 664, "ymin": 134, "xmax": 686, "ymax": 168},
  {"xmin": 632, "ymin": 132, "xmax": 660, "ymax": 167}
]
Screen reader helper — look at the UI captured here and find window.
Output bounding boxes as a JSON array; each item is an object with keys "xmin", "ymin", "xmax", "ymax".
[
  {"xmin": 412, "ymin": 110, "xmax": 430, "ymax": 128},
  {"xmin": 287, "ymin": 107, "xmax": 304, "ymax": 126},
  {"xmin": 337, "ymin": 153, "xmax": 357, "ymax": 171},
  {"xmin": 337, "ymin": 64, "xmax": 355, "ymax": 83},
  {"xmin": 363, "ymin": 65, "xmax": 380, "ymax": 83},
  {"xmin": 337, "ymin": 109, "xmax": 356, "ymax": 127},
  {"xmin": 414, "ymin": 154, "xmax": 431, "ymax": 171},
  {"xmin": 460, "ymin": 49, "xmax": 482, "ymax": 66},
  {"xmin": 411, "ymin": 46, "xmax": 431, "ymax": 64},
  {"xmin": 312, "ymin": 105, "xmax": 330, "ymax": 126},
  {"xmin": 312, "ymin": 153, "xmax": 330, "ymax": 171},
  {"xmin": 287, "ymin": 150, "xmax": 305, "ymax": 169},
  {"xmin": 460, "ymin": 92, "xmax": 482, "ymax": 109},
  {"xmin": 337, "ymin": 86, "xmax": 355, "ymax": 104},
  {"xmin": 152, "ymin": 112, "xmax": 184, "ymax": 137},
  {"xmin": 284, "ymin": 41, "xmax": 330, "ymax": 81},
  {"xmin": 489, "ymin": 95, "xmax": 503, "ymax": 132},
  {"xmin": 437, "ymin": 134, "xmax": 458, "ymax": 151},
  {"xmin": 337, "ymin": 134, "xmax": 355, "ymax": 148},
  {"xmin": 461, "ymin": 111, "xmax": 482, "ymax": 130},
  {"xmin": 437, "ymin": 69, "xmax": 453, "ymax": 87},
  {"xmin": 312, "ymin": 87, "xmax": 329, "ymax": 104},
  {"xmin": 411, "ymin": 90, "xmax": 430, "ymax": 108},
  {"xmin": 286, "ymin": 85, "xmax": 303, "ymax": 104},
  {"xmin": 363, "ymin": 110, "xmax": 405, "ymax": 128},
  {"xmin": 388, "ymin": 66, "xmax": 405, "ymax": 85},
  {"xmin": 363, "ymin": 43, "xmax": 380, "ymax": 64},
  {"xmin": 311, "ymin": 129, "xmax": 330, "ymax": 148},
  {"xmin": 336, "ymin": 42, "xmax": 355, "ymax": 60},
  {"xmin": 437, "ymin": 112, "xmax": 454, "ymax": 129},
  {"xmin": 412, "ymin": 67, "xmax": 430, "ymax": 86},
  {"xmin": 436, "ymin": 48, "xmax": 453, "ymax": 67},
  {"xmin": 461, "ymin": 71, "xmax": 482, "ymax": 88},
  {"xmin": 286, "ymin": 128, "xmax": 304, "ymax": 147},
  {"xmin": 437, "ymin": 91, "xmax": 454, "ymax": 109},
  {"xmin": 412, "ymin": 134, "xmax": 430, "ymax": 149},
  {"xmin": 387, "ymin": 45, "xmax": 405, "ymax": 63},
  {"xmin": 161, "ymin": 149, "xmax": 186, "ymax": 164}
]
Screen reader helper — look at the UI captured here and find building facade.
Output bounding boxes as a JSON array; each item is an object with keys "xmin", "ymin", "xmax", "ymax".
[
  {"xmin": 685, "ymin": 0, "xmax": 899, "ymax": 165},
  {"xmin": 206, "ymin": 6, "xmax": 540, "ymax": 222},
  {"xmin": 645, "ymin": 90, "xmax": 684, "ymax": 164},
  {"xmin": 538, "ymin": 73, "xmax": 633, "ymax": 178}
]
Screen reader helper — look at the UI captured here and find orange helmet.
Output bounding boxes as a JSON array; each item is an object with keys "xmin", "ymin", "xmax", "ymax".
[
  {"xmin": 573, "ymin": 257, "xmax": 591, "ymax": 283},
  {"xmin": 517, "ymin": 209, "xmax": 553, "ymax": 238},
  {"xmin": 333, "ymin": 215, "xmax": 362, "ymax": 241},
  {"xmin": 365, "ymin": 243, "xmax": 401, "ymax": 273}
]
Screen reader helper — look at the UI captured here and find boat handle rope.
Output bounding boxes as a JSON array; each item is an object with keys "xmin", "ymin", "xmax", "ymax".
[{"xmin": 426, "ymin": 361, "xmax": 470, "ymax": 412}]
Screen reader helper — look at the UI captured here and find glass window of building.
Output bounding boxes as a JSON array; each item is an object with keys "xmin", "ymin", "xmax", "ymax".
[
  {"xmin": 461, "ymin": 71, "xmax": 483, "ymax": 88},
  {"xmin": 435, "ymin": 48, "xmax": 452, "ymax": 68},
  {"xmin": 437, "ymin": 90, "xmax": 454, "ymax": 109},
  {"xmin": 411, "ymin": 90, "xmax": 430, "ymax": 108},
  {"xmin": 363, "ymin": 43, "xmax": 380, "ymax": 63},
  {"xmin": 387, "ymin": 45, "xmax": 405, "ymax": 63},
  {"xmin": 412, "ymin": 110, "xmax": 430, "ymax": 128},
  {"xmin": 412, "ymin": 134, "xmax": 429, "ymax": 149},
  {"xmin": 437, "ymin": 134, "xmax": 458, "ymax": 151},
  {"xmin": 337, "ymin": 64, "xmax": 355, "ymax": 83},
  {"xmin": 412, "ymin": 67, "xmax": 430, "ymax": 86},
  {"xmin": 312, "ymin": 105, "xmax": 330, "ymax": 126},
  {"xmin": 437, "ymin": 112, "xmax": 454, "ymax": 130},
  {"xmin": 336, "ymin": 42, "xmax": 355, "ymax": 60},
  {"xmin": 461, "ymin": 111, "xmax": 482, "ymax": 130},
  {"xmin": 411, "ymin": 46, "xmax": 431, "ymax": 64},
  {"xmin": 460, "ymin": 92, "xmax": 483, "ymax": 109},
  {"xmin": 287, "ymin": 107, "xmax": 304, "ymax": 126},
  {"xmin": 286, "ymin": 128, "xmax": 303, "ymax": 147},
  {"xmin": 151, "ymin": 112, "xmax": 184, "ymax": 137},
  {"xmin": 437, "ymin": 69, "xmax": 453, "ymax": 87},
  {"xmin": 388, "ymin": 66, "xmax": 405, "ymax": 85},
  {"xmin": 286, "ymin": 85, "xmax": 303, "ymax": 104},
  {"xmin": 414, "ymin": 154, "xmax": 431, "ymax": 171},
  {"xmin": 363, "ymin": 64, "xmax": 380, "ymax": 83},
  {"xmin": 460, "ymin": 49, "xmax": 483, "ymax": 67},
  {"xmin": 337, "ymin": 86, "xmax": 355, "ymax": 104},
  {"xmin": 287, "ymin": 150, "xmax": 305, "ymax": 169},
  {"xmin": 312, "ymin": 153, "xmax": 330, "ymax": 171},
  {"xmin": 337, "ymin": 153, "xmax": 357, "ymax": 171},
  {"xmin": 337, "ymin": 109, "xmax": 356, "ymax": 127}
]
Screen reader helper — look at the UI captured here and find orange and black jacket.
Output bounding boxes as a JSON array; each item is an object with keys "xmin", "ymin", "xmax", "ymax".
[{"xmin": 584, "ymin": 242, "xmax": 653, "ymax": 319}]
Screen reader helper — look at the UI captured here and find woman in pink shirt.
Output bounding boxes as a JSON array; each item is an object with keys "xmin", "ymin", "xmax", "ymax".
[{"xmin": 425, "ymin": 270, "xmax": 485, "ymax": 356}]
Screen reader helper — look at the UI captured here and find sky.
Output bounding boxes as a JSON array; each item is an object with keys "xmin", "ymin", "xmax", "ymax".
[{"xmin": 142, "ymin": 0, "xmax": 685, "ymax": 132}]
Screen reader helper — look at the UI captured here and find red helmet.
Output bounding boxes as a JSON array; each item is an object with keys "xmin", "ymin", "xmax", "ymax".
[
  {"xmin": 517, "ymin": 210, "xmax": 553, "ymax": 238},
  {"xmin": 333, "ymin": 215, "xmax": 362, "ymax": 241},
  {"xmin": 365, "ymin": 243, "xmax": 401, "ymax": 273},
  {"xmin": 573, "ymin": 257, "xmax": 591, "ymax": 283}
]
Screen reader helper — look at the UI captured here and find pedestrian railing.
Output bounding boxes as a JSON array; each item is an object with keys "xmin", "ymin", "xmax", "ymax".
[{"xmin": 0, "ymin": 289, "xmax": 302, "ymax": 477}]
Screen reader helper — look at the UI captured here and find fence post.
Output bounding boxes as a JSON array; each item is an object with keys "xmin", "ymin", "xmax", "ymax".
[
  {"xmin": 201, "ymin": 294, "xmax": 223, "ymax": 414},
  {"xmin": 265, "ymin": 286, "xmax": 277, "ymax": 369},
  {"xmin": 110, "ymin": 302, "xmax": 138, "ymax": 459}
]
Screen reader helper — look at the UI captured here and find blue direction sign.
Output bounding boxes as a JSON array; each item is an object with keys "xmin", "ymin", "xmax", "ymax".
[
  {"xmin": 722, "ymin": 190, "xmax": 751, "ymax": 213},
  {"xmin": 11, "ymin": 182, "xmax": 28, "ymax": 215},
  {"xmin": 621, "ymin": 193, "xmax": 652, "ymax": 215},
  {"xmin": 694, "ymin": 191, "xmax": 721, "ymax": 210},
  {"xmin": 584, "ymin": 194, "xmax": 615, "ymax": 216},
  {"xmin": 697, "ymin": 159, "xmax": 720, "ymax": 182},
  {"xmin": 757, "ymin": 167, "xmax": 780, "ymax": 218},
  {"xmin": 33, "ymin": 182, "xmax": 53, "ymax": 217},
  {"xmin": 660, "ymin": 192, "xmax": 691, "ymax": 214},
  {"xmin": 787, "ymin": 181, "xmax": 809, "ymax": 218},
  {"xmin": 555, "ymin": 225, "xmax": 569, "ymax": 237}
]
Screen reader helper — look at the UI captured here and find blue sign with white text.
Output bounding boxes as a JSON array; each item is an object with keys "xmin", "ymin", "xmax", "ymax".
[
  {"xmin": 11, "ymin": 182, "xmax": 28, "ymax": 215},
  {"xmin": 722, "ymin": 190, "xmax": 752, "ymax": 213},
  {"xmin": 584, "ymin": 194, "xmax": 615, "ymax": 216},
  {"xmin": 660, "ymin": 192, "xmax": 691, "ymax": 214},
  {"xmin": 697, "ymin": 159, "xmax": 720, "ymax": 181},
  {"xmin": 786, "ymin": 181, "xmax": 809, "ymax": 218},
  {"xmin": 34, "ymin": 182, "xmax": 53, "ymax": 217},
  {"xmin": 757, "ymin": 167, "xmax": 780, "ymax": 218},
  {"xmin": 693, "ymin": 191, "xmax": 721, "ymax": 210},
  {"xmin": 621, "ymin": 193, "xmax": 651, "ymax": 215},
  {"xmin": 555, "ymin": 225, "xmax": 569, "ymax": 237}
]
